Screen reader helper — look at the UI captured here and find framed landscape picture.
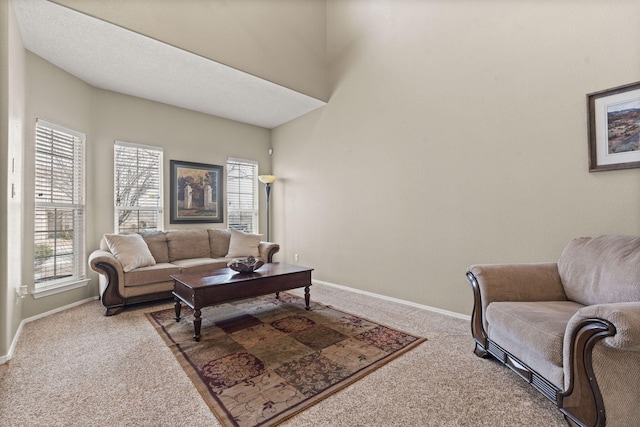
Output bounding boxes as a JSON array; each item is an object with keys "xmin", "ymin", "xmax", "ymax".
[
  {"xmin": 587, "ymin": 81, "xmax": 640, "ymax": 171},
  {"xmin": 170, "ymin": 160, "xmax": 223, "ymax": 223}
]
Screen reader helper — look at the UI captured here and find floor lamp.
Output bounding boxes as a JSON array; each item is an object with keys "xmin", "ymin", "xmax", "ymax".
[{"xmin": 258, "ymin": 175, "xmax": 276, "ymax": 241}]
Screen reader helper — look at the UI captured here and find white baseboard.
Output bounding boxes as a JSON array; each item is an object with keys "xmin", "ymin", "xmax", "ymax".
[
  {"xmin": 312, "ymin": 279, "xmax": 471, "ymax": 321},
  {"xmin": 1, "ymin": 296, "xmax": 99, "ymax": 364},
  {"xmin": 2, "ymin": 281, "xmax": 470, "ymax": 363}
]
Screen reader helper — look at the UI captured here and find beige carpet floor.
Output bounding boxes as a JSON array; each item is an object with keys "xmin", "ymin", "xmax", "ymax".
[{"xmin": 0, "ymin": 283, "xmax": 566, "ymax": 426}]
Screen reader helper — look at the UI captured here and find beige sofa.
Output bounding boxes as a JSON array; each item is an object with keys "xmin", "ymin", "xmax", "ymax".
[
  {"xmin": 88, "ymin": 228, "xmax": 279, "ymax": 316},
  {"xmin": 466, "ymin": 235, "xmax": 640, "ymax": 427}
]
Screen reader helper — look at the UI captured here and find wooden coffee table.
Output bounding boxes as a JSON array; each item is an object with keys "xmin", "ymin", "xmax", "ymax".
[{"xmin": 171, "ymin": 263, "xmax": 313, "ymax": 341}]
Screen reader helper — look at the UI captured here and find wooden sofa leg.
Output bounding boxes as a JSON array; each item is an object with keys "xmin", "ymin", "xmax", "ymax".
[
  {"xmin": 557, "ymin": 318, "xmax": 616, "ymax": 427},
  {"xmin": 104, "ymin": 305, "xmax": 125, "ymax": 316}
]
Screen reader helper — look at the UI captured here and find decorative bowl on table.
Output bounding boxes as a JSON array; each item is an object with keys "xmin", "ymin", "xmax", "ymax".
[{"xmin": 227, "ymin": 256, "xmax": 264, "ymax": 273}]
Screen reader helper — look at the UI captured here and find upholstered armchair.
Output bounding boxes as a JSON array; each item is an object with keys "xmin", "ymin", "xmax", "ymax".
[{"xmin": 466, "ymin": 235, "xmax": 640, "ymax": 427}]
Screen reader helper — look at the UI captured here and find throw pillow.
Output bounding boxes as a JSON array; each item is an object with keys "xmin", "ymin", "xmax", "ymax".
[
  {"xmin": 104, "ymin": 233, "xmax": 156, "ymax": 273},
  {"xmin": 226, "ymin": 229, "xmax": 263, "ymax": 258}
]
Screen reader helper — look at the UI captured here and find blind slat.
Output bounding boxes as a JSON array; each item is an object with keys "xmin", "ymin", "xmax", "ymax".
[
  {"xmin": 34, "ymin": 120, "xmax": 85, "ymax": 286},
  {"xmin": 227, "ymin": 159, "xmax": 258, "ymax": 234},
  {"xmin": 114, "ymin": 141, "xmax": 163, "ymax": 233}
]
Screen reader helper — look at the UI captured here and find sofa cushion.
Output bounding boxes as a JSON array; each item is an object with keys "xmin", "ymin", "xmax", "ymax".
[
  {"xmin": 123, "ymin": 263, "xmax": 180, "ymax": 287},
  {"xmin": 208, "ymin": 228, "xmax": 231, "ymax": 258},
  {"xmin": 558, "ymin": 235, "xmax": 640, "ymax": 306},
  {"xmin": 166, "ymin": 229, "xmax": 210, "ymax": 262},
  {"xmin": 139, "ymin": 231, "xmax": 169, "ymax": 263},
  {"xmin": 486, "ymin": 300, "xmax": 584, "ymax": 388},
  {"xmin": 172, "ymin": 258, "xmax": 230, "ymax": 274},
  {"xmin": 226, "ymin": 229, "xmax": 263, "ymax": 258},
  {"xmin": 121, "ymin": 280, "xmax": 174, "ymax": 298},
  {"xmin": 104, "ymin": 233, "xmax": 156, "ymax": 273}
]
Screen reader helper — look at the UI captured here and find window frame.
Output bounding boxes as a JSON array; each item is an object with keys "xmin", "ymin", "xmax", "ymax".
[
  {"xmin": 226, "ymin": 157, "xmax": 259, "ymax": 234},
  {"xmin": 33, "ymin": 119, "xmax": 89, "ymax": 297},
  {"xmin": 114, "ymin": 141, "xmax": 164, "ymax": 234}
]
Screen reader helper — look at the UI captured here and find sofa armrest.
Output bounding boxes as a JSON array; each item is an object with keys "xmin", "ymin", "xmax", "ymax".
[
  {"xmin": 88, "ymin": 250, "xmax": 126, "ymax": 315},
  {"xmin": 466, "ymin": 263, "xmax": 567, "ymax": 354},
  {"xmin": 259, "ymin": 242, "xmax": 280, "ymax": 263},
  {"xmin": 88, "ymin": 250, "xmax": 121, "ymax": 275}
]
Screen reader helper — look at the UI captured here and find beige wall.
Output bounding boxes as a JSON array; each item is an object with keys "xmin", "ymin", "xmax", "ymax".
[
  {"xmin": 1, "ymin": 0, "xmax": 11, "ymax": 359},
  {"xmin": 272, "ymin": 0, "xmax": 640, "ymax": 315},
  {"xmin": 89, "ymin": 89, "xmax": 273, "ymax": 252},
  {"xmin": 1, "ymin": 0, "xmax": 25, "ymax": 360},
  {"xmin": 53, "ymin": 0, "xmax": 328, "ymax": 101},
  {"xmin": 21, "ymin": 53, "xmax": 96, "ymax": 319},
  {"xmin": 20, "ymin": 52, "xmax": 272, "ymax": 320}
]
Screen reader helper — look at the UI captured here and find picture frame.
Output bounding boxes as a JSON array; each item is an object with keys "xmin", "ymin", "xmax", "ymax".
[
  {"xmin": 170, "ymin": 160, "xmax": 223, "ymax": 223},
  {"xmin": 587, "ymin": 81, "xmax": 640, "ymax": 172}
]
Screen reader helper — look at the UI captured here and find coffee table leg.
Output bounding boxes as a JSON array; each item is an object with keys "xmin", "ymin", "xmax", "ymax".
[
  {"xmin": 174, "ymin": 298, "xmax": 182, "ymax": 321},
  {"xmin": 304, "ymin": 286, "xmax": 310, "ymax": 310},
  {"xmin": 193, "ymin": 309, "xmax": 202, "ymax": 342}
]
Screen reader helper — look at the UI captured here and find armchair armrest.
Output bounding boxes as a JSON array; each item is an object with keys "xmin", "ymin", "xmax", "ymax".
[
  {"xmin": 466, "ymin": 263, "xmax": 567, "ymax": 354},
  {"xmin": 558, "ymin": 303, "xmax": 640, "ymax": 426},
  {"xmin": 258, "ymin": 242, "xmax": 280, "ymax": 263},
  {"xmin": 468, "ymin": 263, "xmax": 567, "ymax": 305},
  {"xmin": 558, "ymin": 302, "xmax": 640, "ymax": 425},
  {"xmin": 566, "ymin": 302, "xmax": 640, "ymax": 352}
]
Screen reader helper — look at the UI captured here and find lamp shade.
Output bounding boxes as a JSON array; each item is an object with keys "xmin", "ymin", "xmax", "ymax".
[{"xmin": 258, "ymin": 175, "xmax": 277, "ymax": 184}]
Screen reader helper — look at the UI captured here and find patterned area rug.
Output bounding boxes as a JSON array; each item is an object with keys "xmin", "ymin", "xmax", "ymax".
[{"xmin": 146, "ymin": 293, "xmax": 426, "ymax": 427}]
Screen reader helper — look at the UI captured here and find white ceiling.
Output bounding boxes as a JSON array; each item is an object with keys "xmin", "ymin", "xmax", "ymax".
[{"xmin": 12, "ymin": 0, "xmax": 326, "ymax": 129}]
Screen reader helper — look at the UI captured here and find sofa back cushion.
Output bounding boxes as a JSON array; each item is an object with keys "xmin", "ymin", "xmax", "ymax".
[
  {"xmin": 166, "ymin": 229, "xmax": 210, "ymax": 262},
  {"xmin": 208, "ymin": 228, "xmax": 231, "ymax": 258},
  {"xmin": 139, "ymin": 231, "xmax": 169, "ymax": 263},
  {"xmin": 558, "ymin": 235, "xmax": 640, "ymax": 305},
  {"xmin": 226, "ymin": 229, "xmax": 263, "ymax": 258}
]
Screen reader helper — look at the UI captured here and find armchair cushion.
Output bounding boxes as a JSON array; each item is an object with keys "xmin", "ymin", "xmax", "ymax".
[
  {"xmin": 558, "ymin": 235, "xmax": 640, "ymax": 305},
  {"xmin": 486, "ymin": 300, "xmax": 583, "ymax": 388},
  {"xmin": 104, "ymin": 233, "xmax": 156, "ymax": 273}
]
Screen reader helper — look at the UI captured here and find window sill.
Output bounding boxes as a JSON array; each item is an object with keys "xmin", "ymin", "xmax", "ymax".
[{"xmin": 32, "ymin": 278, "xmax": 90, "ymax": 299}]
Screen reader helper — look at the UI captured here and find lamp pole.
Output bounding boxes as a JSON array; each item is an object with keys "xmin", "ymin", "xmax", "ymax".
[{"xmin": 258, "ymin": 175, "xmax": 276, "ymax": 241}]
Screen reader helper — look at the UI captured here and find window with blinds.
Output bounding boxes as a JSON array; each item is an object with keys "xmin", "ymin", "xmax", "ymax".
[
  {"xmin": 114, "ymin": 141, "xmax": 163, "ymax": 233},
  {"xmin": 34, "ymin": 119, "xmax": 86, "ymax": 289},
  {"xmin": 227, "ymin": 158, "xmax": 258, "ymax": 233}
]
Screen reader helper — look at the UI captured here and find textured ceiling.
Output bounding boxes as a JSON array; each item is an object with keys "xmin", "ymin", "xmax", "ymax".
[{"xmin": 12, "ymin": 0, "xmax": 326, "ymax": 129}]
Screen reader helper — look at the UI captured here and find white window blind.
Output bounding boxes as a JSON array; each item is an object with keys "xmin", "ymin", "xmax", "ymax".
[
  {"xmin": 34, "ymin": 119, "xmax": 86, "ymax": 289},
  {"xmin": 227, "ymin": 158, "xmax": 258, "ymax": 233},
  {"xmin": 114, "ymin": 141, "xmax": 163, "ymax": 233}
]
